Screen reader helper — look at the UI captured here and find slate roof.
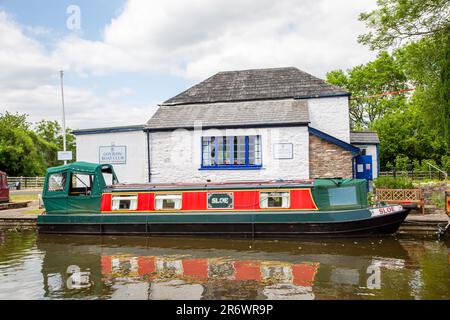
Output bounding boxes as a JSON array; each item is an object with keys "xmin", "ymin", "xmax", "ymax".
[
  {"xmin": 350, "ymin": 131, "xmax": 380, "ymax": 144},
  {"xmin": 163, "ymin": 67, "xmax": 349, "ymax": 105},
  {"xmin": 146, "ymin": 99, "xmax": 309, "ymax": 130}
]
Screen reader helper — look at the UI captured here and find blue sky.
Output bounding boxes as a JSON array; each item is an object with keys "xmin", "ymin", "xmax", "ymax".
[{"xmin": 0, "ymin": 0, "xmax": 377, "ymax": 129}]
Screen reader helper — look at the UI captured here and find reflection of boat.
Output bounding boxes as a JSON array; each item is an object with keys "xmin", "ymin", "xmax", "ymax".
[
  {"xmin": 101, "ymin": 254, "xmax": 319, "ymax": 299},
  {"xmin": 36, "ymin": 234, "xmax": 411, "ymax": 299},
  {"xmin": 38, "ymin": 162, "xmax": 410, "ymax": 237},
  {"xmin": 102, "ymin": 254, "xmax": 318, "ymax": 285}
]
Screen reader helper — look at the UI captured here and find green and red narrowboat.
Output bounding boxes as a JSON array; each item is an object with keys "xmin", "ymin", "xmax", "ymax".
[{"xmin": 37, "ymin": 162, "xmax": 410, "ymax": 237}]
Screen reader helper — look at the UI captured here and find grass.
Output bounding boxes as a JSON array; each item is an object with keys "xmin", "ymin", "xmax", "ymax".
[
  {"xmin": 10, "ymin": 194, "xmax": 39, "ymax": 202},
  {"xmin": 23, "ymin": 209, "xmax": 44, "ymax": 215}
]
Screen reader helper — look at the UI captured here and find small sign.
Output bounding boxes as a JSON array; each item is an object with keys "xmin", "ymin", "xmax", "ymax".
[
  {"xmin": 58, "ymin": 151, "xmax": 73, "ymax": 161},
  {"xmin": 207, "ymin": 192, "xmax": 234, "ymax": 209},
  {"xmin": 273, "ymin": 143, "xmax": 293, "ymax": 159},
  {"xmin": 99, "ymin": 145, "xmax": 126, "ymax": 164}
]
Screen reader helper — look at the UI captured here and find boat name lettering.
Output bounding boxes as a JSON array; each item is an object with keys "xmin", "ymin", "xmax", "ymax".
[{"xmin": 207, "ymin": 192, "xmax": 233, "ymax": 209}]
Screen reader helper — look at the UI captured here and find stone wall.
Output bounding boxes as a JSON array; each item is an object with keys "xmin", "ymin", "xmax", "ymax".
[
  {"xmin": 309, "ymin": 134, "xmax": 353, "ymax": 178},
  {"xmin": 416, "ymin": 182, "xmax": 449, "ymax": 214}
]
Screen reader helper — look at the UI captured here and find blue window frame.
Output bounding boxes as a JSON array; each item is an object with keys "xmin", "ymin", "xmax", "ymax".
[{"xmin": 201, "ymin": 135, "xmax": 262, "ymax": 169}]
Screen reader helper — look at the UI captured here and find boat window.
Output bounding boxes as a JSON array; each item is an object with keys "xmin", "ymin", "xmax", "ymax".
[
  {"xmin": 102, "ymin": 172, "xmax": 114, "ymax": 185},
  {"xmin": 69, "ymin": 173, "xmax": 93, "ymax": 196},
  {"xmin": 47, "ymin": 173, "xmax": 67, "ymax": 192},
  {"xmin": 155, "ymin": 194, "xmax": 182, "ymax": 210},
  {"xmin": 112, "ymin": 195, "xmax": 138, "ymax": 210},
  {"xmin": 101, "ymin": 166, "xmax": 117, "ymax": 185},
  {"xmin": 328, "ymin": 186, "xmax": 358, "ymax": 206},
  {"xmin": 260, "ymin": 192, "xmax": 290, "ymax": 208}
]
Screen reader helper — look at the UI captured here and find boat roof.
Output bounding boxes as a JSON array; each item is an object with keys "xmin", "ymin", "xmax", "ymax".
[
  {"xmin": 46, "ymin": 162, "xmax": 113, "ymax": 174},
  {"xmin": 105, "ymin": 179, "xmax": 314, "ymax": 192}
]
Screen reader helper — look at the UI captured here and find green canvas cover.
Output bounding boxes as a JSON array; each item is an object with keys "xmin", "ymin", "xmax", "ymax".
[
  {"xmin": 312, "ymin": 178, "xmax": 368, "ymax": 211},
  {"xmin": 43, "ymin": 162, "xmax": 117, "ymax": 214}
]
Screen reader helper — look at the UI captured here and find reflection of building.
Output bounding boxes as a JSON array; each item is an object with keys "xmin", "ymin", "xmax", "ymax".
[{"xmin": 100, "ymin": 255, "xmax": 319, "ymax": 300}]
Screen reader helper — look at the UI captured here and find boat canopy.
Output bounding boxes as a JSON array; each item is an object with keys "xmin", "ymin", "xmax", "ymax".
[{"xmin": 42, "ymin": 162, "xmax": 118, "ymax": 214}]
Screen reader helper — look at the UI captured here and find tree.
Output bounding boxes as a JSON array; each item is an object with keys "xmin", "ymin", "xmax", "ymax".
[
  {"xmin": 0, "ymin": 113, "xmax": 76, "ymax": 176},
  {"xmin": 358, "ymin": 0, "xmax": 450, "ymax": 50},
  {"xmin": 358, "ymin": 0, "xmax": 450, "ymax": 149},
  {"xmin": 34, "ymin": 120, "xmax": 76, "ymax": 166},
  {"xmin": 0, "ymin": 112, "xmax": 54, "ymax": 176},
  {"xmin": 371, "ymin": 104, "xmax": 447, "ymax": 169},
  {"xmin": 326, "ymin": 52, "xmax": 408, "ymax": 129}
]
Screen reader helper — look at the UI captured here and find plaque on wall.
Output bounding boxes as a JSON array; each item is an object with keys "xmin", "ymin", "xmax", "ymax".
[
  {"xmin": 273, "ymin": 143, "xmax": 293, "ymax": 159},
  {"xmin": 99, "ymin": 145, "xmax": 127, "ymax": 164}
]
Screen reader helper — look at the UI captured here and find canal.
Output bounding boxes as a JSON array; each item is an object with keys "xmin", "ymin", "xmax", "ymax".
[{"xmin": 0, "ymin": 229, "xmax": 449, "ymax": 299}]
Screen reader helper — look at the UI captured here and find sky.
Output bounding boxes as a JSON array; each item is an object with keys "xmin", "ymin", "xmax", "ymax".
[{"xmin": 0, "ymin": 0, "xmax": 378, "ymax": 129}]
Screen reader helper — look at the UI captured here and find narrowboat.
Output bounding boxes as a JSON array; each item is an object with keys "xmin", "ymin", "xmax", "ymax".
[
  {"xmin": 0, "ymin": 170, "xmax": 9, "ymax": 203},
  {"xmin": 37, "ymin": 162, "xmax": 410, "ymax": 237}
]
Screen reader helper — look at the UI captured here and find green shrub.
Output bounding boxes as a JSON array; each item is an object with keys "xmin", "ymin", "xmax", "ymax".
[{"xmin": 373, "ymin": 176, "xmax": 414, "ymax": 189}]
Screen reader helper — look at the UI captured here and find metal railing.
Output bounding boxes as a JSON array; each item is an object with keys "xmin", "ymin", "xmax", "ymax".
[{"xmin": 8, "ymin": 177, "xmax": 45, "ymax": 189}]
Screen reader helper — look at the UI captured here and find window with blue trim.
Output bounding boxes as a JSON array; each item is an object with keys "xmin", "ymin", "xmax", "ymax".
[{"xmin": 201, "ymin": 135, "xmax": 262, "ymax": 169}]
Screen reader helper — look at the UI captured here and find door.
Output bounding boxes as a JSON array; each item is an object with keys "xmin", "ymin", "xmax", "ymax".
[
  {"xmin": 67, "ymin": 172, "xmax": 101, "ymax": 214},
  {"xmin": 355, "ymin": 155, "xmax": 373, "ymax": 181}
]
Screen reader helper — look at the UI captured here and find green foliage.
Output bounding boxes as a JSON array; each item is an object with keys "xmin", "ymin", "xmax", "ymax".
[
  {"xmin": 326, "ymin": 52, "xmax": 408, "ymax": 129},
  {"xmin": 371, "ymin": 103, "xmax": 447, "ymax": 170},
  {"xmin": 358, "ymin": 0, "xmax": 450, "ymax": 50},
  {"xmin": 34, "ymin": 120, "xmax": 76, "ymax": 167},
  {"xmin": 373, "ymin": 176, "xmax": 414, "ymax": 189},
  {"xmin": 441, "ymin": 155, "xmax": 450, "ymax": 173},
  {"xmin": 358, "ymin": 0, "xmax": 450, "ymax": 150},
  {"xmin": 0, "ymin": 112, "xmax": 75, "ymax": 176}
]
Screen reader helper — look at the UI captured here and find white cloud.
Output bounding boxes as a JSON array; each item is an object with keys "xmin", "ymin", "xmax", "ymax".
[
  {"xmin": 0, "ymin": 10, "xmax": 155, "ymax": 129},
  {"xmin": 1, "ymin": 0, "xmax": 378, "ymax": 129},
  {"xmin": 54, "ymin": 0, "xmax": 378, "ymax": 79}
]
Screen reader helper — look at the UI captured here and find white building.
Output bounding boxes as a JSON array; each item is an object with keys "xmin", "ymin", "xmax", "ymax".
[{"xmin": 73, "ymin": 67, "xmax": 379, "ymax": 184}]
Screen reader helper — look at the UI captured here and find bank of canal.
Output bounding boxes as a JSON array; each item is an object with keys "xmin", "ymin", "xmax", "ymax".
[{"xmin": 0, "ymin": 229, "xmax": 448, "ymax": 300}]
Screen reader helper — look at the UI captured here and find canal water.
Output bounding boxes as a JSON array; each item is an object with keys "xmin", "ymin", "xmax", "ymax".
[{"xmin": 0, "ymin": 229, "xmax": 448, "ymax": 299}]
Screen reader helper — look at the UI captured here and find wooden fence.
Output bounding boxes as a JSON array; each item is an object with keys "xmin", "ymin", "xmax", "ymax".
[
  {"xmin": 8, "ymin": 176, "xmax": 45, "ymax": 189},
  {"xmin": 379, "ymin": 170, "xmax": 448, "ymax": 181},
  {"xmin": 375, "ymin": 188, "xmax": 425, "ymax": 214}
]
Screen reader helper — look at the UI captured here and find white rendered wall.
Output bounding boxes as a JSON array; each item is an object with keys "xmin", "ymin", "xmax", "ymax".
[
  {"xmin": 149, "ymin": 126, "xmax": 310, "ymax": 183},
  {"xmin": 308, "ymin": 96, "xmax": 350, "ymax": 143},
  {"xmin": 75, "ymin": 131, "xmax": 148, "ymax": 183}
]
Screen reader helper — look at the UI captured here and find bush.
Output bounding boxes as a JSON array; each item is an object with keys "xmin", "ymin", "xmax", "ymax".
[{"xmin": 373, "ymin": 176, "xmax": 414, "ymax": 189}]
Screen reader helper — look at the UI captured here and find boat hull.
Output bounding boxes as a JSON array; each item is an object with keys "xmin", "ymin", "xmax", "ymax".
[{"xmin": 37, "ymin": 208, "xmax": 410, "ymax": 238}]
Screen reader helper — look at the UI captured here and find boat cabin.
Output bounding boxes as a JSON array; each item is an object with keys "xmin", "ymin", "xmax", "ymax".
[
  {"xmin": 42, "ymin": 162, "xmax": 368, "ymax": 215},
  {"xmin": 0, "ymin": 170, "xmax": 9, "ymax": 203}
]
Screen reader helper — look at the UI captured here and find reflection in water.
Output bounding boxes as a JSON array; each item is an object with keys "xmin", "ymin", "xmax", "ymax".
[
  {"xmin": 101, "ymin": 254, "xmax": 318, "ymax": 300},
  {"xmin": 0, "ymin": 230, "xmax": 449, "ymax": 299}
]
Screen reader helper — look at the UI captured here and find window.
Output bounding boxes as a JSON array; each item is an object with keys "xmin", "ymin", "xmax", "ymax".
[
  {"xmin": 69, "ymin": 173, "xmax": 94, "ymax": 196},
  {"xmin": 47, "ymin": 173, "xmax": 67, "ymax": 192},
  {"xmin": 155, "ymin": 194, "xmax": 182, "ymax": 210},
  {"xmin": 260, "ymin": 192, "xmax": 290, "ymax": 208},
  {"xmin": 202, "ymin": 135, "xmax": 261, "ymax": 168},
  {"xmin": 112, "ymin": 195, "xmax": 138, "ymax": 210},
  {"xmin": 101, "ymin": 166, "xmax": 117, "ymax": 185},
  {"xmin": 328, "ymin": 186, "xmax": 358, "ymax": 206}
]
